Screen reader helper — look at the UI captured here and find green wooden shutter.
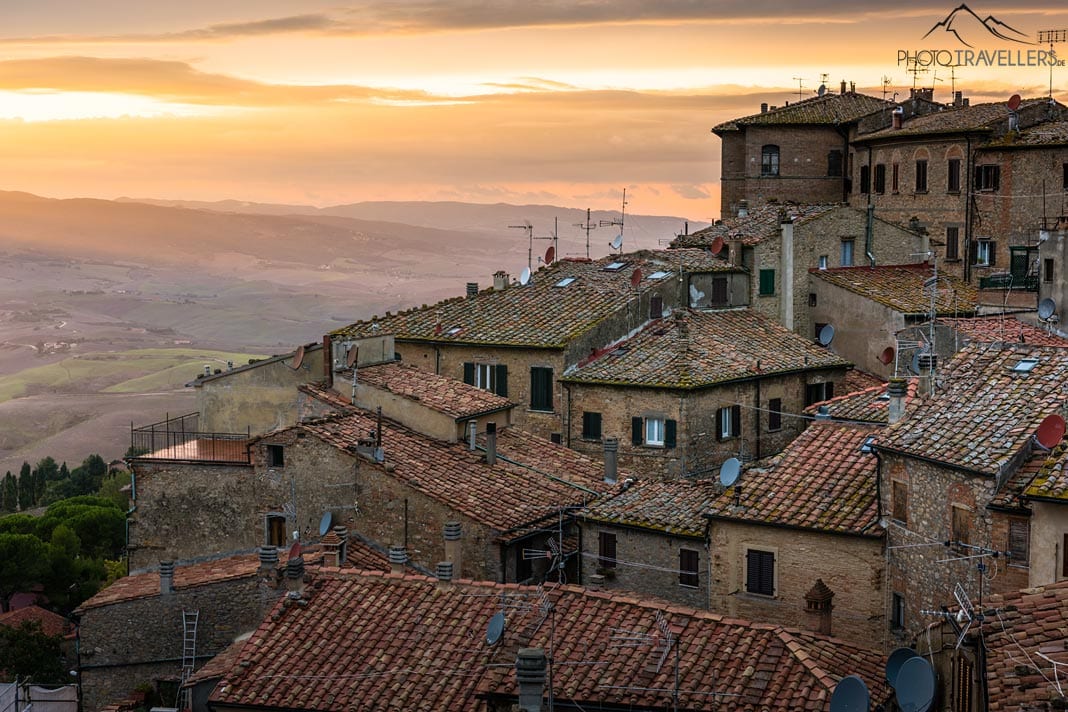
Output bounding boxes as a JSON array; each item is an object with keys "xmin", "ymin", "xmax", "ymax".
[
  {"xmin": 664, "ymin": 419, "xmax": 677, "ymax": 448},
  {"xmin": 631, "ymin": 417, "xmax": 643, "ymax": 445},
  {"xmin": 495, "ymin": 364, "xmax": 508, "ymax": 397},
  {"xmin": 463, "ymin": 362, "xmax": 475, "ymax": 385},
  {"xmin": 731, "ymin": 405, "xmax": 741, "ymax": 438}
]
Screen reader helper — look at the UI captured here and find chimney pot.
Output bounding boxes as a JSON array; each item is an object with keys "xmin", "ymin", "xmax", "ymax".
[
  {"xmin": 435, "ymin": 561, "xmax": 454, "ymax": 586},
  {"xmin": 285, "ymin": 554, "xmax": 306, "ymax": 595},
  {"xmin": 516, "ymin": 648, "xmax": 548, "ymax": 712},
  {"xmin": 486, "ymin": 422, "xmax": 497, "ymax": 466},
  {"xmin": 444, "ymin": 520, "xmax": 463, "ymax": 576},
  {"xmin": 466, "ymin": 282, "xmax": 479, "ymax": 298},
  {"xmin": 738, "ymin": 199, "xmax": 749, "ymax": 218},
  {"xmin": 892, "ymin": 107, "xmax": 904, "ymax": 130},
  {"xmin": 388, "ymin": 545, "xmax": 408, "ymax": 574},
  {"xmin": 588, "ymin": 574, "xmax": 605, "ymax": 590},
  {"xmin": 603, "ymin": 437, "xmax": 619, "ymax": 484},
  {"xmin": 840, "ymin": 80, "xmax": 847, "ymax": 95},
  {"xmin": 159, "ymin": 560, "xmax": 175, "ymax": 596},
  {"xmin": 493, "ymin": 271, "xmax": 510, "ymax": 291},
  {"xmin": 760, "ymin": 102, "xmax": 768, "ymax": 113},
  {"xmin": 815, "ymin": 405, "xmax": 831, "ymax": 420},
  {"xmin": 918, "ymin": 353, "xmax": 937, "ymax": 397},
  {"xmin": 321, "ymin": 531, "xmax": 342, "ymax": 568},
  {"xmin": 332, "ymin": 525, "xmax": 348, "ymax": 564},
  {"xmin": 887, "ymin": 378, "xmax": 908, "ymax": 424},
  {"xmin": 468, "ymin": 420, "xmax": 477, "ymax": 451}
]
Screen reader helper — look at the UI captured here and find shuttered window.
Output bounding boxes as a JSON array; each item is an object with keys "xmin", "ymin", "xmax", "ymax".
[
  {"xmin": 745, "ymin": 549, "xmax": 775, "ymax": 596},
  {"xmin": 529, "ymin": 366, "xmax": 553, "ymax": 411},
  {"xmin": 759, "ymin": 269, "xmax": 775, "ymax": 295},
  {"xmin": 717, "ymin": 405, "xmax": 741, "ymax": 440},
  {"xmin": 581, "ymin": 412, "xmax": 602, "ymax": 440},
  {"xmin": 952, "ymin": 506, "xmax": 971, "ymax": 547},
  {"xmin": 1008, "ymin": 519, "xmax": 1029, "ymax": 567},
  {"xmin": 464, "ymin": 362, "xmax": 508, "ymax": 397},
  {"xmin": 679, "ymin": 549, "xmax": 699, "ymax": 588},
  {"xmin": 598, "ymin": 532, "xmax": 617, "ymax": 569},
  {"xmin": 954, "ymin": 656, "xmax": 973, "ymax": 712}
]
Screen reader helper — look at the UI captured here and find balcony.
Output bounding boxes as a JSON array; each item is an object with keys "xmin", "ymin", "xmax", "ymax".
[
  {"xmin": 130, "ymin": 412, "xmax": 252, "ymax": 464},
  {"xmin": 978, "ymin": 273, "xmax": 1037, "ymax": 292}
]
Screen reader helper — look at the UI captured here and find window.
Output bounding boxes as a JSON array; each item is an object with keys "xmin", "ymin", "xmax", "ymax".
[
  {"xmin": 805, "ymin": 382, "xmax": 834, "ymax": 406},
  {"xmin": 892, "ymin": 163, "xmax": 900, "ymax": 192},
  {"xmin": 874, "ymin": 164, "xmax": 886, "ymax": 194},
  {"xmin": 679, "ymin": 549, "xmax": 699, "ymax": 588},
  {"xmin": 1008, "ymin": 519, "xmax": 1029, "ymax": 567},
  {"xmin": 973, "ymin": 240, "xmax": 995, "ymax": 266},
  {"xmin": 974, "ymin": 164, "xmax": 1000, "ymax": 191},
  {"xmin": 717, "ymin": 405, "xmax": 741, "ymax": 440},
  {"xmin": 768, "ymin": 398, "xmax": 782, "ymax": 432},
  {"xmin": 1045, "ymin": 258, "xmax": 1055, "ymax": 283},
  {"xmin": 581, "ymin": 412, "xmax": 602, "ymax": 440},
  {"xmin": 266, "ymin": 444, "xmax": 285, "ymax": 468},
  {"xmin": 915, "ymin": 159, "xmax": 928, "ymax": 192},
  {"xmin": 529, "ymin": 366, "xmax": 553, "ymax": 411},
  {"xmin": 266, "ymin": 514, "xmax": 287, "ymax": 547},
  {"xmin": 1063, "ymin": 163, "xmax": 1068, "ymax": 190},
  {"xmin": 946, "ymin": 226, "xmax": 960, "ymax": 260},
  {"xmin": 598, "ymin": 531, "xmax": 617, "ymax": 569},
  {"xmin": 745, "ymin": 549, "xmax": 775, "ymax": 596},
  {"xmin": 761, "ymin": 145, "xmax": 780, "ymax": 176},
  {"xmin": 859, "ymin": 164, "xmax": 871, "ymax": 194},
  {"xmin": 892, "ymin": 481, "xmax": 908, "ymax": 524},
  {"xmin": 827, "ymin": 150, "xmax": 842, "ymax": 177},
  {"xmin": 550, "ymin": 432, "xmax": 561, "ymax": 444},
  {"xmin": 841, "ymin": 239, "xmax": 855, "ymax": 267},
  {"xmin": 952, "ymin": 506, "xmax": 971, "ymax": 547},
  {"xmin": 711, "ymin": 277, "xmax": 728, "ymax": 306},
  {"xmin": 818, "ymin": 255, "xmax": 828, "ymax": 270},
  {"xmin": 649, "ymin": 294, "xmax": 663, "ymax": 319},
  {"xmin": 632, "ymin": 416, "xmax": 676, "ymax": 448},
  {"xmin": 759, "ymin": 268, "xmax": 775, "ymax": 296},
  {"xmin": 948, "ymin": 158, "xmax": 961, "ymax": 193},
  {"xmin": 891, "ymin": 592, "xmax": 905, "ymax": 630},
  {"xmin": 463, "ymin": 362, "xmax": 508, "ymax": 397}
]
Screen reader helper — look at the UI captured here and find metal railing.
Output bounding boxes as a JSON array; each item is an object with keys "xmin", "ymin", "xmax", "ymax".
[
  {"xmin": 130, "ymin": 413, "xmax": 251, "ymax": 464},
  {"xmin": 978, "ymin": 273, "xmax": 1037, "ymax": 291}
]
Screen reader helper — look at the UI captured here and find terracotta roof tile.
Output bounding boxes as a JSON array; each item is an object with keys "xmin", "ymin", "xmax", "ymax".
[
  {"xmin": 580, "ymin": 480, "xmax": 720, "ymax": 537},
  {"xmin": 673, "ymin": 204, "xmax": 841, "ymax": 248},
  {"xmin": 1022, "ymin": 437, "xmax": 1068, "ymax": 502},
  {"xmin": 857, "ymin": 99, "xmax": 1053, "ymax": 140},
  {"xmin": 706, "ymin": 423, "xmax": 882, "ymax": 536},
  {"xmin": 185, "ymin": 638, "xmax": 248, "ymax": 686},
  {"xmin": 939, "ymin": 316, "xmax": 1068, "ymax": 348},
  {"xmin": 561, "ymin": 308, "xmax": 849, "ymax": 388},
  {"xmin": 991, "ymin": 119, "xmax": 1068, "ymax": 147},
  {"xmin": 345, "ymin": 535, "xmax": 392, "ymax": 572},
  {"xmin": 0, "ymin": 604, "xmax": 70, "ymax": 637},
  {"xmin": 331, "ymin": 250, "xmax": 740, "ymax": 348},
  {"xmin": 811, "ymin": 264, "xmax": 978, "ymax": 315},
  {"xmin": 210, "ymin": 571, "xmax": 890, "ymax": 712},
  {"xmin": 355, "ymin": 361, "xmax": 513, "ymax": 420},
  {"xmin": 840, "ymin": 369, "xmax": 885, "ymax": 393},
  {"xmin": 712, "ymin": 92, "xmax": 891, "ymax": 133},
  {"xmin": 300, "ymin": 410, "xmax": 612, "ymax": 536},
  {"xmin": 877, "ymin": 345, "xmax": 1068, "ymax": 476},
  {"xmin": 804, "ymin": 378, "xmax": 919, "ymax": 425},
  {"xmin": 984, "ymin": 580, "xmax": 1068, "ymax": 711}
]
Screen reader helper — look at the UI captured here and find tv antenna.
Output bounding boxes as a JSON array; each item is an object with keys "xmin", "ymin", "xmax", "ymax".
[
  {"xmin": 600, "ymin": 189, "xmax": 626, "ymax": 254},
  {"xmin": 534, "ymin": 218, "xmax": 559, "ymax": 268},
  {"xmin": 509, "ymin": 220, "xmax": 534, "ymax": 271},
  {"xmin": 881, "ymin": 76, "xmax": 893, "ymax": 100},
  {"xmin": 1038, "ymin": 29, "xmax": 1067, "ymax": 99},
  {"xmin": 906, "ymin": 61, "xmax": 929, "ymax": 89},
  {"xmin": 792, "ymin": 76, "xmax": 806, "ymax": 100},
  {"xmin": 574, "ymin": 208, "xmax": 599, "ymax": 259}
]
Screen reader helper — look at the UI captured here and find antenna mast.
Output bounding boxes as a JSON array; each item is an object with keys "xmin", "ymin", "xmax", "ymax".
[
  {"xmin": 509, "ymin": 221, "xmax": 535, "ymax": 272},
  {"xmin": 881, "ymin": 76, "xmax": 893, "ymax": 100},
  {"xmin": 599, "ymin": 189, "xmax": 627, "ymax": 253},
  {"xmin": 574, "ymin": 209, "xmax": 598, "ymax": 259},
  {"xmin": 792, "ymin": 76, "xmax": 806, "ymax": 100},
  {"xmin": 1038, "ymin": 29, "xmax": 1067, "ymax": 100}
]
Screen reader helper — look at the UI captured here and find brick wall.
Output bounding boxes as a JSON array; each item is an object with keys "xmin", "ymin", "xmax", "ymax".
[
  {"xmin": 708, "ymin": 519, "xmax": 885, "ymax": 648},
  {"xmin": 78, "ymin": 572, "xmax": 282, "ymax": 712}
]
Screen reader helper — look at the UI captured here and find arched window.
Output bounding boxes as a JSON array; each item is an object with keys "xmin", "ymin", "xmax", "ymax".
[{"xmin": 761, "ymin": 145, "xmax": 780, "ymax": 177}]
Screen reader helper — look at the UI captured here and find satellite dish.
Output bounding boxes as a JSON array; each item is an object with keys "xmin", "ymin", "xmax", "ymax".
[
  {"xmin": 719, "ymin": 457, "xmax": 741, "ymax": 488},
  {"xmin": 1039, "ymin": 298, "xmax": 1057, "ymax": 320},
  {"xmin": 896, "ymin": 657, "xmax": 936, "ymax": 712},
  {"xmin": 1036, "ymin": 413, "xmax": 1067, "ymax": 449},
  {"xmin": 346, "ymin": 346, "xmax": 359, "ymax": 368},
  {"xmin": 878, "ymin": 347, "xmax": 896, "ymax": 365},
  {"xmin": 290, "ymin": 345, "xmax": 305, "ymax": 370},
  {"xmin": 885, "ymin": 647, "xmax": 919, "ymax": 687},
  {"xmin": 818, "ymin": 324, "xmax": 836, "ymax": 346},
  {"xmin": 1008, "ymin": 93, "xmax": 1022, "ymax": 111},
  {"xmin": 829, "ymin": 675, "xmax": 870, "ymax": 712},
  {"xmin": 710, "ymin": 235, "xmax": 725, "ymax": 255},
  {"xmin": 519, "ymin": 267, "xmax": 531, "ymax": 285},
  {"xmin": 545, "ymin": 245, "xmax": 556, "ymax": 265},
  {"xmin": 630, "ymin": 268, "xmax": 643, "ymax": 288},
  {"xmin": 319, "ymin": 511, "xmax": 333, "ymax": 537},
  {"xmin": 486, "ymin": 611, "xmax": 506, "ymax": 646},
  {"xmin": 610, "ymin": 235, "xmax": 623, "ymax": 251}
]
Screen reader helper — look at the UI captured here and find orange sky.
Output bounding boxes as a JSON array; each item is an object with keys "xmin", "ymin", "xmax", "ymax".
[{"xmin": 1, "ymin": 2, "xmax": 1066, "ymax": 220}]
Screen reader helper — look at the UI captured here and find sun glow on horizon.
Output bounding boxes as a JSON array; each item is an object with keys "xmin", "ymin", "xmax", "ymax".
[{"xmin": 0, "ymin": 90, "xmax": 217, "ymax": 122}]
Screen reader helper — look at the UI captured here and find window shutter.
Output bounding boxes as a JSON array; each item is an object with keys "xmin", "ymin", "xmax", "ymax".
[
  {"xmin": 664, "ymin": 419, "xmax": 677, "ymax": 448},
  {"xmin": 988, "ymin": 243, "xmax": 997, "ymax": 267},
  {"xmin": 826, "ymin": 382, "xmax": 834, "ymax": 400},
  {"xmin": 974, "ymin": 165, "xmax": 982, "ymax": 190},
  {"xmin": 760, "ymin": 551, "xmax": 775, "ymax": 592},
  {"xmin": 495, "ymin": 364, "xmax": 508, "ymax": 397},
  {"xmin": 745, "ymin": 550, "xmax": 760, "ymax": 592},
  {"xmin": 631, "ymin": 417, "xmax": 643, "ymax": 445},
  {"xmin": 731, "ymin": 405, "xmax": 741, "ymax": 437},
  {"xmin": 463, "ymin": 362, "xmax": 475, "ymax": 385},
  {"xmin": 970, "ymin": 240, "xmax": 978, "ymax": 265},
  {"xmin": 1009, "ymin": 520, "xmax": 1029, "ymax": 562},
  {"xmin": 716, "ymin": 409, "xmax": 726, "ymax": 442}
]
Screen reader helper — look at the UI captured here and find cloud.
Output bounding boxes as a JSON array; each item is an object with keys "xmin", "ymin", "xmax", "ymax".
[{"xmin": 671, "ymin": 184, "xmax": 710, "ymax": 200}]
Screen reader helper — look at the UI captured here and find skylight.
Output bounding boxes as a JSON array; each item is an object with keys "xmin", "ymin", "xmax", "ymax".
[
  {"xmin": 1012, "ymin": 357, "xmax": 1039, "ymax": 373},
  {"xmin": 603, "ymin": 262, "xmax": 627, "ymax": 272},
  {"xmin": 648, "ymin": 270, "xmax": 672, "ymax": 280},
  {"xmin": 446, "ymin": 327, "xmax": 463, "ymax": 336},
  {"xmin": 555, "ymin": 277, "xmax": 577, "ymax": 288}
]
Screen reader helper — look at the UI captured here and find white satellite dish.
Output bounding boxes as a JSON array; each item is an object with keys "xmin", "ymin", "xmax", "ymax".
[
  {"xmin": 818, "ymin": 324, "xmax": 835, "ymax": 347},
  {"xmin": 1039, "ymin": 298, "xmax": 1057, "ymax": 320},
  {"xmin": 610, "ymin": 235, "xmax": 623, "ymax": 251},
  {"xmin": 719, "ymin": 457, "xmax": 741, "ymax": 488},
  {"xmin": 519, "ymin": 267, "xmax": 531, "ymax": 285}
]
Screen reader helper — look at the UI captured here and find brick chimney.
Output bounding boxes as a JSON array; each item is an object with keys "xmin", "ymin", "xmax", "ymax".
[
  {"xmin": 159, "ymin": 560, "xmax": 175, "ymax": 596},
  {"xmin": 486, "ymin": 422, "xmax": 497, "ymax": 466},
  {"xmin": 804, "ymin": 579, "xmax": 835, "ymax": 636},
  {"xmin": 321, "ymin": 530, "xmax": 342, "ymax": 568},
  {"xmin": 603, "ymin": 437, "xmax": 619, "ymax": 485},
  {"xmin": 918, "ymin": 353, "xmax": 937, "ymax": 398},
  {"xmin": 887, "ymin": 378, "xmax": 908, "ymax": 424},
  {"xmin": 892, "ymin": 107, "xmax": 904, "ymax": 130},
  {"xmin": 516, "ymin": 648, "xmax": 547, "ymax": 712},
  {"xmin": 389, "ymin": 545, "xmax": 408, "ymax": 574},
  {"xmin": 444, "ymin": 521, "xmax": 463, "ymax": 577}
]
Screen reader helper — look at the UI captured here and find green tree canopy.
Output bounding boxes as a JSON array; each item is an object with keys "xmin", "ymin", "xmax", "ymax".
[
  {"xmin": 0, "ymin": 620, "xmax": 67, "ymax": 684},
  {"xmin": 0, "ymin": 533, "xmax": 48, "ymax": 612}
]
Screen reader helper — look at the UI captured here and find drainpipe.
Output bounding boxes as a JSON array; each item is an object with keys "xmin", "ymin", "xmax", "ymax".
[
  {"xmin": 125, "ymin": 468, "xmax": 137, "ymax": 576},
  {"xmin": 964, "ymin": 135, "xmax": 974, "ymax": 283},
  {"xmin": 564, "ymin": 383, "xmax": 572, "ymax": 448},
  {"xmin": 866, "ymin": 203, "xmax": 876, "ymax": 268},
  {"xmin": 754, "ymin": 376, "xmax": 762, "ymax": 460}
]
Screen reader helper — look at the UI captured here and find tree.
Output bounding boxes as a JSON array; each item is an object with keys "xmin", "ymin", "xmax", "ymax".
[
  {"xmin": 35, "ymin": 457, "xmax": 60, "ymax": 483},
  {"xmin": 58, "ymin": 461, "xmax": 70, "ymax": 481},
  {"xmin": 17, "ymin": 462, "xmax": 33, "ymax": 510},
  {"xmin": 0, "ymin": 472, "xmax": 12, "ymax": 513},
  {"xmin": 0, "ymin": 621, "xmax": 67, "ymax": 684},
  {"xmin": 97, "ymin": 470, "xmax": 132, "ymax": 510},
  {"xmin": 0, "ymin": 533, "xmax": 48, "ymax": 612}
]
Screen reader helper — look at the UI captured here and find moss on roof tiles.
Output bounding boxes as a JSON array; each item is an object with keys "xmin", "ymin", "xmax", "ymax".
[
  {"xmin": 712, "ymin": 92, "xmax": 891, "ymax": 133},
  {"xmin": 812, "ymin": 264, "xmax": 977, "ymax": 315}
]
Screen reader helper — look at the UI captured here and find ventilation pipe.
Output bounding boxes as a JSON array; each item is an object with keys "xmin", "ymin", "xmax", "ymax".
[
  {"xmin": 444, "ymin": 521, "xmax": 463, "ymax": 576},
  {"xmin": 333, "ymin": 525, "xmax": 349, "ymax": 565},
  {"xmin": 466, "ymin": 282, "xmax": 479, "ymax": 298},
  {"xmin": 738, "ymin": 199, "xmax": 749, "ymax": 218},
  {"xmin": 516, "ymin": 648, "xmax": 548, "ymax": 712},
  {"xmin": 389, "ymin": 545, "xmax": 408, "ymax": 574},
  {"xmin": 603, "ymin": 437, "xmax": 619, "ymax": 485},
  {"xmin": 887, "ymin": 378, "xmax": 908, "ymax": 424},
  {"xmin": 258, "ymin": 546, "xmax": 280, "ymax": 578},
  {"xmin": 468, "ymin": 421, "xmax": 477, "ymax": 451},
  {"xmin": 486, "ymin": 422, "xmax": 497, "ymax": 466},
  {"xmin": 159, "ymin": 561, "xmax": 175, "ymax": 596}
]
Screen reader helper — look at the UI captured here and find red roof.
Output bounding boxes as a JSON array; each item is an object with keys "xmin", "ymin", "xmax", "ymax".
[
  {"xmin": 804, "ymin": 379, "xmax": 919, "ymax": 425},
  {"xmin": 354, "ymin": 361, "xmax": 513, "ymax": 420},
  {"xmin": 0, "ymin": 604, "xmax": 70, "ymax": 637},
  {"xmin": 210, "ymin": 570, "xmax": 890, "ymax": 711},
  {"xmin": 939, "ymin": 316, "xmax": 1068, "ymax": 348}
]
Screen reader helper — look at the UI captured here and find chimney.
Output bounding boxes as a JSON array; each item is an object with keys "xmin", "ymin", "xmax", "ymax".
[
  {"xmin": 738, "ymin": 199, "xmax": 749, "ymax": 218},
  {"xmin": 321, "ymin": 530, "xmax": 342, "ymax": 568},
  {"xmin": 727, "ymin": 235, "xmax": 744, "ymax": 267},
  {"xmin": 435, "ymin": 561, "xmax": 454, "ymax": 589},
  {"xmin": 468, "ymin": 420, "xmax": 477, "ymax": 450},
  {"xmin": 887, "ymin": 378, "xmax": 908, "ymax": 425},
  {"xmin": 760, "ymin": 102, "xmax": 768, "ymax": 113},
  {"xmin": 333, "ymin": 524, "xmax": 348, "ymax": 564},
  {"xmin": 963, "ymin": 98, "xmax": 970, "ymax": 107},
  {"xmin": 804, "ymin": 579, "xmax": 835, "ymax": 636},
  {"xmin": 603, "ymin": 437, "xmax": 619, "ymax": 485},
  {"xmin": 917, "ymin": 353, "xmax": 937, "ymax": 398},
  {"xmin": 814, "ymin": 405, "xmax": 831, "ymax": 421},
  {"xmin": 850, "ymin": 81, "xmax": 855, "ymax": 93},
  {"xmin": 486, "ymin": 422, "xmax": 497, "ymax": 466},
  {"xmin": 258, "ymin": 546, "xmax": 280, "ymax": 578},
  {"xmin": 285, "ymin": 553, "xmax": 305, "ymax": 595},
  {"xmin": 444, "ymin": 521, "xmax": 463, "ymax": 577},
  {"xmin": 954, "ymin": 91, "xmax": 963, "ymax": 107},
  {"xmin": 588, "ymin": 574, "xmax": 605, "ymax": 591},
  {"xmin": 389, "ymin": 545, "xmax": 408, "ymax": 574},
  {"xmin": 516, "ymin": 648, "xmax": 548, "ymax": 712},
  {"xmin": 466, "ymin": 282, "xmax": 479, "ymax": 298},
  {"xmin": 493, "ymin": 271, "xmax": 510, "ymax": 291},
  {"xmin": 322, "ymin": 334, "xmax": 333, "ymax": 388},
  {"xmin": 840, "ymin": 80, "xmax": 847, "ymax": 95},
  {"xmin": 892, "ymin": 107, "xmax": 904, "ymax": 130},
  {"xmin": 159, "ymin": 560, "xmax": 175, "ymax": 596}
]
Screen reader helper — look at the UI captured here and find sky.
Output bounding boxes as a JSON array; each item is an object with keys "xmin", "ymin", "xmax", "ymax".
[{"xmin": 1, "ymin": 1, "xmax": 1067, "ymax": 221}]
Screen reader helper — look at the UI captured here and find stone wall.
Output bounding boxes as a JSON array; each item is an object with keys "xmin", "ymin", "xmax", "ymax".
[
  {"xmin": 810, "ymin": 279, "xmax": 905, "ymax": 379},
  {"xmin": 78, "ymin": 571, "xmax": 282, "ymax": 712},
  {"xmin": 708, "ymin": 519, "xmax": 885, "ymax": 649},
  {"xmin": 1027, "ymin": 500, "xmax": 1068, "ymax": 587}
]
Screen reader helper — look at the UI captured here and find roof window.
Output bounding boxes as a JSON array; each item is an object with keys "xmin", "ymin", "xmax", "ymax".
[
  {"xmin": 1012, "ymin": 357, "xmax": 1039, "ymax": 373},
  {"xmin": 603, "ymin": 262, "xmax": 628, "ymax": 272},
  {"xmin": 554, "ymin": 277, "xmax": 577, "ymax": 288},
  {"xmin": 647, "ymin": 270, "xmax": 672, "ymax": 280}
]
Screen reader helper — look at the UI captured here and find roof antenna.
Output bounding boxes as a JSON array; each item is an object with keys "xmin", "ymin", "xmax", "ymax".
[
  {"xmin": 509, "ymin": 220, "xmax": 534, "ymax": 272},
  {"xmin": 1038, "ymin": 29, "xmax": 1067, "ymax": 100},
  {"xmin": 574, "ymin": 208, "xmax": 599, "ymax": 260},
  {"xmin": 600, "ymin": 188, "xmax": 626, "ymax": 254},
  {"xmin": 792, "ymin": 76, "xmax": 806, "ymax": 101}
]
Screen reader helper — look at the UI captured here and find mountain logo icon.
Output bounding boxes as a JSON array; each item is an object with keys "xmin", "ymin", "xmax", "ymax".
[{"xmin": 922, "ymin": 4, "xmax": 1033, "ymax": 48}]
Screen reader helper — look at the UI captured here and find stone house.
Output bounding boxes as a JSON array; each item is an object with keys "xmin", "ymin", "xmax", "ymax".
[
  {"xmin": 576, "ymin": 479, "xmax": 719, "ymax": 610},
  {"xmin": 705, "ymin": 421, "xmax": 886, "ymax": 649},
  {"xmin": 809, "ymin": 263, "xmax": 978, "ymax": 378},
  {"xmin": 674, "ymin": 204, "xmax": 926, "ymax": 338},
  {"xmin": 712, "ymin": 85, "xmax": 891, "ymax": 217},
  {"xmin": 328, "ymin": 249, "xmax": 748, "ymax": 441},
  {"xmin": 873, "ymin": 343, "xmax": 1068, "ymax": 643},
  {"xmin": 560, "ymin": 308, "xmax": 851, "ymax": 478},
  {"xmin": 204, "ymin": 567, "xmax": 891, "ymax": 712}
]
